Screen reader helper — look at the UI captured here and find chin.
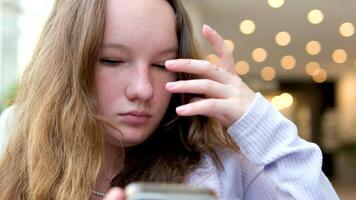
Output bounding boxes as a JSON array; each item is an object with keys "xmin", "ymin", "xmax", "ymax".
[
  {"xmin": 107, "ymin": 130, "xmax": 153, "ymax": 147},
  {"xmin": 120, "ymin": 138, "xmax": 147, "ymax": 147},
  {"xmin": 104, "ymin": 123, "xmax": 158, "ymax": 147}
]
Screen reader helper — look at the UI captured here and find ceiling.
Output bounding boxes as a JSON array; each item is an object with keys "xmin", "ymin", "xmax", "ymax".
[{"xmin": 182, "ymin": 0, "xmax": 356, "ymax": 82}]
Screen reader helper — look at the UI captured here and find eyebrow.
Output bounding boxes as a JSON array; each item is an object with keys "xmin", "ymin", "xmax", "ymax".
[
  {"xmin": 101, "ymin": 43, "xmax": 127, "ymax": 50},
  {"xmin": 101, "ymin": 43, "xmax": 178, "ymax": 55}
]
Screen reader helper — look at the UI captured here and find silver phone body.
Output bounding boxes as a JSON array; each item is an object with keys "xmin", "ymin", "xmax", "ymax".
[{"xmin": 125, "ymin": 182, "xmax": 217, "ymax": 200}]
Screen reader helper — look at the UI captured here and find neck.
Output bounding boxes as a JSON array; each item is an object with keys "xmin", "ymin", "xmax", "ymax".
[{"xmin": 94, "ymin": 141, "xmax": 123, "ymax": 193}]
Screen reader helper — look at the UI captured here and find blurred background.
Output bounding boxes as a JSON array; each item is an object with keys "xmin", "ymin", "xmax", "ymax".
[{"xmin": 1, "ymin": 0, "xmax": 355, "ymax": 198}]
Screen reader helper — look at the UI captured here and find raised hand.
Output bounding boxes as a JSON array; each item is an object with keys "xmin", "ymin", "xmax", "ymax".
[
  {"xmin": 103, "ymin": 187, "xmax": 126, "ymax": 200},
  {"xmin": 165, "ymin": 25, "xmax": 256, "ymax": 127}
]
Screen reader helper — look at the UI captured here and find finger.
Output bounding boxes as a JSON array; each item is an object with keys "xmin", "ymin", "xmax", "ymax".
[
  {"xmin": 202, "ymin": 24, "xmax": 230, "ymax": 58},
  {"xmin": 202, "ymin": 24, "xmax": 235, "ymax": 72},
  {"xmin": 165, "ymin": 59, "xmax": 235, "ymax": 84},
  {"xmin": 165, "ymin": 79, "xmax": 228, "ymax": 99},
  {"xmin": 189, "ymin": 97, "xmax": 204, "ymax": 104},
  {"xmin": 103, "ymin": 187, "xmax": 126, "ymax": 200},
  {"xmin": 176, "ymin": 98, "xmax": 232, "ymax": 125}
]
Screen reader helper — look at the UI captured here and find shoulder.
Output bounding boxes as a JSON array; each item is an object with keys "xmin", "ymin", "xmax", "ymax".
[
  {"xmin": 0, "ymin": 106, "xmax": 16, "ymax": 152},
  {"xmin": 187, "ymin": 151, "xmax": 263, "ymax": 200},
  {"xmin": 0, "ymin": 106, "xmax": 15, "ymax": 130},
  {"xmin": 217, "ymin": 151, "xmax": 264, "ymax": 193}
]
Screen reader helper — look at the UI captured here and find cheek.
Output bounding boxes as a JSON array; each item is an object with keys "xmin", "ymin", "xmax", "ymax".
[
  {"xmin": 152, "ymin": 71, "xmax": 176, "ymax": 101},
  {"xmin": 95, "ymin": 68, "xmax": 124, "ymax": 114}
]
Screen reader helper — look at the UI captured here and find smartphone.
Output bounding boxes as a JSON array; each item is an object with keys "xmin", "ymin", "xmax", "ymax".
[{"xmin": 125, "ymin": 182, "xmax": 217, "ymax": 200}]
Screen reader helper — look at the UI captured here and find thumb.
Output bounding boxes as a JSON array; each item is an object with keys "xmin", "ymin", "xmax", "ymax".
[{"xmin": 103, "ymin": 187, "xmax": 126, "ymax": 200}]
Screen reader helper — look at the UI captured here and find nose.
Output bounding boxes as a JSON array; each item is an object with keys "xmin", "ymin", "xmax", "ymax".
[{"xmin": 125, "ymin": 63, "xmax": 153, "ymax": 102}]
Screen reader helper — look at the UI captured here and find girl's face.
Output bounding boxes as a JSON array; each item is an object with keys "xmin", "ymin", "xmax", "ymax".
[{"xmin": 95, "ymin": 0, "xmax": 178, "ymax": 147}]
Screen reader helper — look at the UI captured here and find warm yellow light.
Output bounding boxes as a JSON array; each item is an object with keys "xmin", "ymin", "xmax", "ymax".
[
  {"xmin": 355, "ymin": 59, "xmax": 356, "ymax": 67},
  {"xmin": 240, "ymin": 20, "xmax": 256, "ymax": 35},
  {"xmin": 312, "ymin": 69, "xmax": 328, "ymax": 83},
  {"xmin": 224, "ymin": 40, "xmax": 235, "ymax": 51},
  {"xmin": 271, "ymin": 93, "xmax": 293, "ymax": 110},
  {"xmin": 206, "ymin": 54, "xmax": 219, "ymax": 64},
  {"xmin": 305, "ymin": 61, "xmax": 320, "ymax": 76},
  {"xmin": 307, "ymin": 9, "xmax": 324, "ymax": 24},
  {"xmin": 261, "ymin": 66, "xmax": 276, "ymax": 81},
  {"xmin": 271, "ymin": 96, "xmax": 284, "ymax": 110},
  {"xmin": 339, "ymin": 22, "xmax": 355, "ymax": 37},
  {"xmin": 252, "ymin": 48, "xmax": 268, "ymax": 63},
  {"xmin": 332, "ymin": 49, "xmax": 348, "ymax": 64},
  {"xmin": 306, "ymin": 40, "xmax": 321, "ymax": 55},
  {"xmin": 268, "ymin": 0, "xmax": 285, "ymax": 8},
  {"xmin": 280, "ymin": 93, "xmax": 294, "ymax": 108},
  {"xmin": 281, "ymin": 55, "xmax": 296, "ymax": 70},
  {"xmin": 234, "ymin": 61, "xmax": 250, "ymax": 75},
  {"xmin": 275, "ymin": 31, "xmax": 291, "ymax": 46}
]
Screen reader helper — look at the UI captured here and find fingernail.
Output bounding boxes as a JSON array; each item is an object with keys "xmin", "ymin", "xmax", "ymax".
[
  {"xmin": 203, "ymin": 24, "xmax": 213, "ymax": 32},
  {"xmin": 165, "ymin": 60, "xmax": 176, "ymax": 67},
  {"xmin": 105, "ymin": 188, "xmax": 122, "ymax": 200},
  {"xmin": 166, "ymin": 59, "xmax": 191, "ymax": 68},
  {"xmin": 176, "ymin": 106, "xmax": 186, "ymax": 113},
  {"xmin": 166, "ymin": 82, "xmax": 177, "ymax": 88}
]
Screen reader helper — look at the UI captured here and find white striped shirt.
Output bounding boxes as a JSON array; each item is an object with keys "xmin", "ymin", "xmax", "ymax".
[{"xmin": 187, "ymin": 93, "xmax": 339, "ymax": 199}]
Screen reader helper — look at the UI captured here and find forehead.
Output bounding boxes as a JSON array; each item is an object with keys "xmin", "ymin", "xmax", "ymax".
[{"xmin": 103, "ymin": 0, "xmax": 178, "ymax": 52}]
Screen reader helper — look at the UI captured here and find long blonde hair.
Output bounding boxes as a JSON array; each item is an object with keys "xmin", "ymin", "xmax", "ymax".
[{"xmin": 0, "ymin": 0, "xmax": 238, "ymax": 199}]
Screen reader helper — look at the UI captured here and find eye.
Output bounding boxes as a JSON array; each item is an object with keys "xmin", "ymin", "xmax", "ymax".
[
  {"xmin": 152, "ymin": 63, "xmax": 166, "ymax": 69},
  {"xmin": 99, "ymin": 58, "xmax": 124, "ymax": 66}
]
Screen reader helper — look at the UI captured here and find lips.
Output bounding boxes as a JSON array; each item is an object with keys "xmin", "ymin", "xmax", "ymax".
[{"xmin": 119, "ymin": 110, "xmax": 151, "ymax": 125}]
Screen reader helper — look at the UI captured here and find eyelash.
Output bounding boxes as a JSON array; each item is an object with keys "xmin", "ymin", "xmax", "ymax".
[
  {"xmin": 99, "ymin": 59, "xmax": 123, "ymax": 66},
  {"xmin": 152, "ymin": 64, "xmax": 166, "ymax": 69},
  {"xmin": 99, "ymin": 59, "xmax": 166, "ymax": 69}
]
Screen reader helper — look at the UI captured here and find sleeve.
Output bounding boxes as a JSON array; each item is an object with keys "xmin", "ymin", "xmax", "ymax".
[{"xmin": 227, "ymin": 93, "xmax": 340, "ymax": 200}]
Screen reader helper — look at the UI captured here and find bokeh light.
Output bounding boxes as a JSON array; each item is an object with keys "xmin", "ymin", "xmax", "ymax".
[
  {"xmin": 268, "ymin": 0, "xmax": 285, "ymax": 8},
  {"xmin": 206, "ymin": 54, "xmax": 219, "ymax": 64},
  {"xmin": 306, "ymin": 40, "xmax": 321, "ymax": 55},
  {"xmin": 332, "ymin": 49, "xmax": 348, "ymax": 64},
  {"xmin": 281, "ymin": 55, "xmax": 296, "ymax": 70},
  {"xmin": 234, "ymin": 60, "xmax": 250, "ymax": 75},
  {"xmin": 275, "ymin": 31, "xmax": 291, "ymax": 46},
  {"xmin": 305, "ymin": 61, "xmax": 321, "ymax": 76},
  {"xmin": 261, "ymin": 66, "xmax": 276, "ymax": 81},
  {"xmin": 252, "ymin": 48, "xmax": 268, "ymax": 63},
  {"xmin": 240, "ymin": 20, "xmax": 256, "ymax": 35},
  {"xmin": 307, "ymin": 9, "xmax": 324, "ymax": 24},
  {"xmin": 271, "ymin": 93, "xmax": 294, "ymax": 110},
  {"xmin": 224, "ymin": 39, "xmax": 235, "ymax": 51},
  {"xmin": 312, "ymin": 68, "xmax": 328, "ymax": 83},
  {"xmin": 339, "ymin": 22, "xmax": 355, "ymax": 37}
]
